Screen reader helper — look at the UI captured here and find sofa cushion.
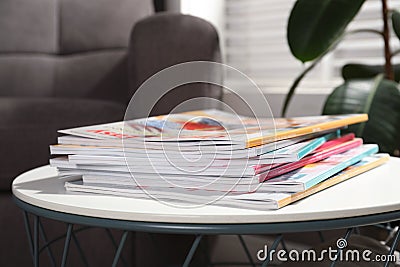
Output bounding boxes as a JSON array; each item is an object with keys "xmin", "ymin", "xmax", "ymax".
[
  {"xmin": 60, "ymin": 0, "xmax": 153, "ymax": 54},
  {"xmin": 0, "ymin": 0, "xmax": 153, "ymax": 54},
  {"xmin": 0, "ymin": 97, "xmax": 126, "ymax": 191},
  {"xmin": 0, "ymin": 51, "xmax": 129, "ymax": 103},
  {"xmin": 54, "ymin": 50, "xmax": 129, "ymax": 103},
  {"xmin": 0, "ymin": 0, "xmax": 57, "ymax": 53},
  {"xmin": 0, "ymin": 55, "xmax": 55, "ymax": 97}
]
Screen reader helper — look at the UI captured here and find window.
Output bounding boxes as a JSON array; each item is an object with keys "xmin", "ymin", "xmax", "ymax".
[{"xmin": 224, "ymin": 0, "xmax": 400, "ymax": 94}]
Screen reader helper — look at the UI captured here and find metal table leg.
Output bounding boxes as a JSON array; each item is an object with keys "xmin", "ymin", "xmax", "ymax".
[
  {"xmin": 330, "ymin": 228, "xmax": 353, "ymax": 267},
  {"xmin": 34, "ymin": 215, "xmax": 39, "ymax": 267},
  {"xmin": 38, "ymin": 218, "xmax": 57, "ymax": 267},
  {"xmin": 23, "ymin": 211, "xmax": 34, "ymax": 262},
  {"xmin": 237, "ymin": 235, "xmax": 256, "ymax": 267},
  {"xmin": 261, "ymin": 234, "xmax": 283, "ymax": 267},
  {"xmin": 60, "ymin": 224, "xmax": 73, "ymax": 267},
  {"xmin": 105, "ymin": 229, "xmax": 128, "ymax": 267},
  {"xmin": 72, "ymin": 231, "xmax": 89, "ymax": 267},
  {"xmin": 384, "ymin": 227, "xmax": 400, "ymax": 267},
  {"xmin": 111, "ymin": 231, "xmax": 129, "ymax": 267},
  {"xmin": 183, "ymin": 235, "xmax": 203, "ymax": 267}
]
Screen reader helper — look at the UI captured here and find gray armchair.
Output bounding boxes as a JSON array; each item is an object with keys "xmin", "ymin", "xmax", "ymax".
[{"xmin": 0, "ymin": 0, "xmax": 221, "ymax": 266}]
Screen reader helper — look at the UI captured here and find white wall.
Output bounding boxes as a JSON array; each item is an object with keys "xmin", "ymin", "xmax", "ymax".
[
  {"xmin": 172, "ymin": 0, "xmax": 325, "ymax": 117},
  {"xmin": 180, "ymin": 0, "xmax": 226, "ymax": 58},
  {"xmin": 222, "ymin": 91, "xmax": 327, "ymax": 117}
]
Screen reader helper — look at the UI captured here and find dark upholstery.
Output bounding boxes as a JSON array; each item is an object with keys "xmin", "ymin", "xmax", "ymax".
[
  {"xmin": 0, "ymin": 98, "xmax": 125, "ymax": 190},
  {"xmin": 59, "ymin": 0, "xmax": 152, "ymax": 54},
  {"xmin": 0, "ymin": 0, "xmax": 154, "ymax": 187},
  {"xmin": 0, "ymin": 0, "xmax": 150, "ymax": 265},
  {"xmin": 0, "ymin": 0, "xmax": 57, "ymax": 53},
  {"xmin": 0, "ymin": 0, "xmax": 222, "ymax": 265},
  {"xmin": 129, "ymin": 13, "xmax": 222, "ymax": 116},
  {"xmin": 54, "ymin": 51, "xmax": 130, "ymax": 103},
  {"xmin": 0, "ymin": 0, "xmax": 152, "ymax": 100},
  {"xmin": 0, "ymin": 52, "xmax": 129, "ymax": 102},
  {"xmin": 0, "ymin": 55, "xmax": 55, "ymax": 97}
]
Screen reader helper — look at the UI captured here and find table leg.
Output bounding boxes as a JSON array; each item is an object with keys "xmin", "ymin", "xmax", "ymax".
[
  {"xmin": 105, "ymin": 229, "xmax": 128, "ymax": 267},
  {"xmin": 199, "ymin": 236, "xmax": 211, "ymax": 266},
  {"xmin": 111, "ymin": 231, "xmax": 129, "ymax": 267},
  {"xmin": 383, "ymin": 226, "xmax": 400, "ymax": 267},
  {"xmin": 72, "ymin": 231, "xmax": 89, "ymax": 267},
  {"xmin": 280, "ymin": 237, "xmax": 288, "ymax": 253},
  {"xmin": 318, "ymin": 231, "xmax": 325, "ymax": 242},
  {"xmin": 23, "ymin": 211, "xmax": 34, "ymax": 262},
  {"xmin": 330, "ymin": 228, "xmax": 353, "ymax": 267},
  {"xmin": 61, "ymin": 224, "xmax": 73, "ymax": 267},
  {"xmin": 38, "ymin": 218, "xmax": 57, "ymax": 267},
  {"xmin": 182, "ymin": 235, "xmax": 203, "ymax": 267},
  {"xmin": 261, "ymin": 234, "xmax": 283, "ymax": 267},
  {"xmin": 34, "ymin": 215, "xmax": 39, "ymax": 267},
  {"xmin": 237, "ymin": 235, "xmax": 256, "ymax": 267}
]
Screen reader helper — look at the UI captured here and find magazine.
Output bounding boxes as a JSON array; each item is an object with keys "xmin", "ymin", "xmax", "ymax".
[
  {"xmin": 50, "ymin": 134, "xmax": 355, "ymax": 178},
  {"xmin": 225, "ymin": 153, "xmax": 389, "ymax": 209},
  {"xmin": 64, "ymin": 152, "xmax": 387, "ymax": 210},
  {"xmin": 257, "ymin": 131, "xmax": 338, "ymax": 161},
  {"xmin": 60, "ymin": 144, "xmax": 378, "ymax": 194},
  {"xmin": 58, "ymin": 132, "xmax": 336, "ymax": 167},
  {"xmin": 58, "ymin": 109, "xmax": 367, "ymax": 148},
  {"xmin": 58, "ymin": 129, "xmax": 342, "ymax": 156},
  {"xmin": 257, "ymin": 136, "xmax": 361, "ymax": 181},
  {"xmin": 256, "ymin": 144, "xmax": 379, "ymax": 191}
]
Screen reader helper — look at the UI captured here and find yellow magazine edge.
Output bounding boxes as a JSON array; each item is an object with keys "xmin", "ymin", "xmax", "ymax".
[
  {"xmin": 277, "ymin": 154, "xmax": 390, "ymax": 208},
  {"xmin": 246, "ymin": 114, "xmax": 369, "ymax": 148}
]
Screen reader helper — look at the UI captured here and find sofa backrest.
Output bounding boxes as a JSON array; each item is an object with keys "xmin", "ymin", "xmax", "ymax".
[
  {"xmin": 0, "ymin": 0, "xmax": 153, "ymax": 103},
  {"xmin": 129, "ymin": 13, "xmax": 222, "ymax": 117}
]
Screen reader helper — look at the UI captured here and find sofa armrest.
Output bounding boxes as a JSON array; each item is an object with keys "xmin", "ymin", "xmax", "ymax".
[
  {"xmin": 128, "ymin": 13, "xmax": 222, "ymax": 116},
  {"xmin": 0, "ymin": 97, "xmax": 125, "ymax": 191}
]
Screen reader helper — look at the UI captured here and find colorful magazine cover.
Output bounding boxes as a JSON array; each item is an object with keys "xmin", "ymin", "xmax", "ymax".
[
  {"xmin": 64, "ymin": 152, "xmax": 387, "ymax": 210},
  {"xmin": 256, "ymin": 135, "xmax": 362, "ymax": 181},
  {"xmin": 58, "ymin": 109, "xmax": 368, "ymax": 148},
  {"xmin": 257, "ymin": 131, "xmax": 339, "ymax": 162},
  {"xmin": 256, "ymin": 144, "xmax": 379, "ymax": 191},
  {"xmin": 51, "ymin": 133, "xmax": 357, "ymax": 178},
  {"xmin": 224, "ymin": 153, "xmax": 389, "ymax": 209}
]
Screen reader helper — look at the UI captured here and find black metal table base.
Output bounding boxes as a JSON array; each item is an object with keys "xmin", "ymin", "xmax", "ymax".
[
  {"xmin": 24, "ymin": 211, "xmax": 130, "ymax": 267},
  {"xmin": 16, "ymin": 196, "xmax": 400, "ymax": 267}
]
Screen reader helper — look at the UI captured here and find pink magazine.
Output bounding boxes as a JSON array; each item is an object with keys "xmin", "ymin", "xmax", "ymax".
[
  {"xmin": 254, "ymin": 133, "xmax": 354, "ymax": 174},
  {"xmin": 257, "ymin": 137, "xmax": 363, "ymax": 182},
  {"xmin": 313, "ymin": 133, "xmax": 355, "ymax": 153}
]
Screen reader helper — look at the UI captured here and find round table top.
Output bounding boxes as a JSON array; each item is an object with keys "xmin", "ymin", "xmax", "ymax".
[{"xmin": 12, "ymin": 158, "xmax": 400, "ymax": 227}]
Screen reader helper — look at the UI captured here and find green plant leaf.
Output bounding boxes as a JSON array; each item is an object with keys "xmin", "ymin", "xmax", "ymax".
[
  {"xmin": 281, "ymin": 57, "xmax": 323, "ymax": 117},
  {"xmin": 287, "ymin": 0, "xmax": 365, "ymax": 62},
  {"xmin": 342, "ymin": 63, "xmax": 400, "ymax": 82},
  {"xmin": 392, "ymin": 10, "xmax": 400, "ymax": 40},
  {"xmin": 323, "ymin": 76, "xmax": 400, "ymax": 156}
]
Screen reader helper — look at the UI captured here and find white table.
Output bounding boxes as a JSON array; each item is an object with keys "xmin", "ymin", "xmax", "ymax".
[{"xmin": 12, "ymin": 158, "xmax": 400, "ymax": 267}]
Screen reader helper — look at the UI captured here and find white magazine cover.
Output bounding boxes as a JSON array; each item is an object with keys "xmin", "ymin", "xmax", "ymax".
[{"xmin": 64, "ymin": 153, "xmax": 388, "ymax": 210}]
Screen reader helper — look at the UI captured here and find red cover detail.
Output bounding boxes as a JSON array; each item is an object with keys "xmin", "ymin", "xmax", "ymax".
[{"xmin": 257, "ymin": 137, "xmax": 362, "ymax": 182}]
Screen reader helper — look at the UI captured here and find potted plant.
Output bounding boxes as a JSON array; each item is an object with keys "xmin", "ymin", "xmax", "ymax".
[{"xmin": 284, "ymin": 0, "xmax": 400, "ymax": 156}]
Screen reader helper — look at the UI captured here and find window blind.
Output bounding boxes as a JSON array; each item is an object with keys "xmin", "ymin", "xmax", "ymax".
[{"xmin": 225, "ymin": 0, "xmax": 400, "ymax": 93}]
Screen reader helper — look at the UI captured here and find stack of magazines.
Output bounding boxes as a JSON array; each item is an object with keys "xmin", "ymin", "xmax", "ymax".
[{"xmin": 49, "ymin": 109, "xmax": 389, "ymax": 210}]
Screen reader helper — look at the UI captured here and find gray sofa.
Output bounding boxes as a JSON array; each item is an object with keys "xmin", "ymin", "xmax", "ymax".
[{"xmin": 0, "ymin": 0, "xmax": 221, "ymax": 266}]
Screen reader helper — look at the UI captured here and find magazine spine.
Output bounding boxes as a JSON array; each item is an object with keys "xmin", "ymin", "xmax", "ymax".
[
  {"xmin": 296, "ymin": 131, "xmax": 339, "ymax": 159},
  {"xmin": 303, "ymin": 144, "xmax": 379, "ymax": 189},
  {"xmin": 257, "ymin": 138, "xmax": 363, "ymax": 182},
  {"xmin": 246, "ymin": 114, "xmax": 368, "ymax": 147}
]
